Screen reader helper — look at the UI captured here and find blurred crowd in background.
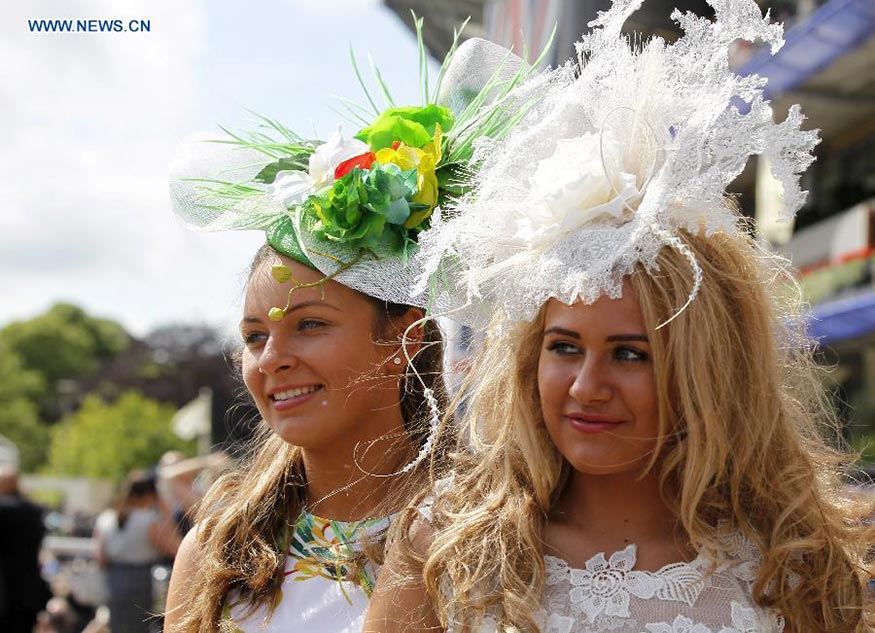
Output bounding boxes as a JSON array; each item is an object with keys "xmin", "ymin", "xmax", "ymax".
[{"xmin": 1, "ymin": 448, "xmax": 229, "ymax": 633}]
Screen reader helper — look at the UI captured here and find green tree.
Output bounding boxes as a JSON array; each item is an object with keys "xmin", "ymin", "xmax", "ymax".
[
  {"xmin": 0, "ymin": 340, "xmax": 47, "ymax": 471},
  {"xmin": 0, "ymin": 302, "xmax": 129, "ymax": 386},
  {"xmin": 0, "ymin": 303, "xmax": 131, "ymax": 423},
  {"xmin": 46, "ymin": 391, "xmax": 194, "ymax": 483}
]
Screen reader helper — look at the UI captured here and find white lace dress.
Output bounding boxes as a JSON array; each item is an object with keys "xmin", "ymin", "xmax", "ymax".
[{"xmin": 462, "ymin": 533, "xmax": 784, "ymax": 633}]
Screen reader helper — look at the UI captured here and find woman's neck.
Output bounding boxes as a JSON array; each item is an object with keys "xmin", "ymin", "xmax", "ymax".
[
  {"xmin": 549, "ymin": 468, "xmax": 686, "ymax": 566},
  {"xmin": 301, "ymin": 429, "xmax": 416, "ymax": 521}
]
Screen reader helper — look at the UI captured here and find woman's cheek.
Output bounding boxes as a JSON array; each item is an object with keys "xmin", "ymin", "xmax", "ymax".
[
  {"xmin": 241, "ymin": 352, "xmax": 261, "ymax": 392},
  {"xmin": 538, "ymin": 361, "xmax": 568, "ymax": 416}
]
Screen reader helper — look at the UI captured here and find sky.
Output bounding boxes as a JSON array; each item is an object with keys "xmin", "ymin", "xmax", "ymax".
[{"xmin": 1, "ymin": 0, "xmax": 441, "ymax": 338}]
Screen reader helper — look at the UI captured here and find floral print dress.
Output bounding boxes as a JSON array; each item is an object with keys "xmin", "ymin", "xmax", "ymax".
[{"xmin": 222, "ymin": 511, "xmax": 392, "ymax": 632}]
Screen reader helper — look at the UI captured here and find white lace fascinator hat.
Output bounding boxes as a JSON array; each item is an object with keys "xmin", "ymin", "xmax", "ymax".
[{"xmin": 412, "ymin": 0, "xmax": 820, "ymax": 330}]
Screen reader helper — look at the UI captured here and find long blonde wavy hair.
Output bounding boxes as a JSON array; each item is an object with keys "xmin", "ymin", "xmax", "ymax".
[
  {"xmin": 404, "ymin": 224, "xmax": 874, "ymax": 632},
  {"xmin": 170, "ymin": 244, "xmax": 450, "ymax": 632}
]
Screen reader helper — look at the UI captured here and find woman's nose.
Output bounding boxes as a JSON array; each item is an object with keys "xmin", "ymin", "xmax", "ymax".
[
  {"xmin": 568, "ymin": 356, "xmax": 612, "ymax": 404},
  {"xmin": 258, "ymin": 335, "xmax": 299, "ymax": 374}
]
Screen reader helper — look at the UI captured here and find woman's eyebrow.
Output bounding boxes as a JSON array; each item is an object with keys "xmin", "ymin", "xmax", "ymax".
[
  {"xmin": 543, "ymin": 326, "xmax": 580, "ymax": 339},
  {"xmin": 606, "ymin": 334, "xmax": 649, "ymax": 342},
  {"xmin": 285, "ymin": 300, "xmax": 342, "ymax": 313},
  {"xmin": 241, "ymin": 300, "xmax": 343, "ymax": 324}
]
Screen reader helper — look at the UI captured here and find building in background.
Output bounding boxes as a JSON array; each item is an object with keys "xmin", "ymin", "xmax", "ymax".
[
  {"xmin": 385, "ymin": 0, "xmax": 875, "ymax": 455},
  {"xmin": 736, "ymin": 0, "xmax": 875, "ymax": 456},
  {"xmin": 386, "ymin": 0, "xmax": 719, "ymax": 62}
]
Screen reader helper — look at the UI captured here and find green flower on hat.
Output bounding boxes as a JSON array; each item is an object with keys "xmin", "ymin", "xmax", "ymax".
[
  {"xmin": 304, "ymin": 162, "xmax": 422, "ymax": 256},
  {"xmin": 355, "ymin": 104, "xmax": 455, "ymax": 151}
]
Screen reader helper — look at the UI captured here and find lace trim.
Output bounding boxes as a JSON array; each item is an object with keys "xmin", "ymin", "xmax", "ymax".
[
  {"xmin": 545, "ymin": 544, "xmax": 709, "ymax": 623},
  {"xmin": 454, "ymin": 534, "xmax": 784, "ymax": 632}
]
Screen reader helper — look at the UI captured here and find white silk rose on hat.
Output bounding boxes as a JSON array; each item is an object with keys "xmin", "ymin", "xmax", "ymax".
[
  {"xmin": 267, "ymin": 127, "xmax": 370, "ymax": 207},
  {"xmin": 515, "ymin": 132, "xmax": 640, "ymax": 248}
]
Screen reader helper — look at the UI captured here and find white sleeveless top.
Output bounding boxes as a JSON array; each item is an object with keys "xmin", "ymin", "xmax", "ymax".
[
  {"xmin": 461, "ymin": 532, "xmax": 785, "ymax": 633},
  {"xmin": 222, "ymin": 511, "xmax": 392, "ymax": 632}
]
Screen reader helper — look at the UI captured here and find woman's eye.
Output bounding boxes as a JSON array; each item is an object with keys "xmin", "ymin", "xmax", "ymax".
[
  {"xmin": 242, "ymin": 331, "xmax": 266, "ymax": 345},
  {"xmin": 546, "ymin": 341, "xmax": 579, "ymax": 355},
  {"xmin": 615, "ymin": 346, "xmax": 648, "ymax": 362},
  {"xmin": 298, "ymin": 319, "xmax": 326, "ymax": 332}
]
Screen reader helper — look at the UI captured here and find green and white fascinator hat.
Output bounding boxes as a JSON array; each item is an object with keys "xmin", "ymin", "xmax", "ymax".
[
  {"xmin": 413, "ymin": 0, "xmax": 820, "ymax": 330},
  {"xmin": 170, "ymin": 22, "xmax": 550, "ymax": 321},
  {"xmin": 169, "ymin": 23, "xmax": 554, "ymax": 474}
]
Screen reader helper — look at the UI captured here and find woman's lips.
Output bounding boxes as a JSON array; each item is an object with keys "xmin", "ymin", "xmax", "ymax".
[
  {"xmin": 270, "ymin": 385, "xmax": 324, "ymax": 411},
  {"xmin": 564, "ymin": 413, "xmax": 625, "ymax": 434}
]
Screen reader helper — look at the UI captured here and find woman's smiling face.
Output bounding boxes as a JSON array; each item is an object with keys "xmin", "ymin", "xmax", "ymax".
[
  {"xmin": 537, "ymin": 284, "xmax": 660, "ymax": 476},
  {"xmin": 240, "ymin": 255, "xmax": 407, "ymax": 452}
]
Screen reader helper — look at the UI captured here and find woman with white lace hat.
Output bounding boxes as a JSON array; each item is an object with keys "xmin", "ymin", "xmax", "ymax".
[{"xmin": 364, "ymin": 0, "xmax": 875, "ymax": 631}]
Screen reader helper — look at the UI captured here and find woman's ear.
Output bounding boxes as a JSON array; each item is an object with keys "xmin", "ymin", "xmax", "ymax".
[{"xmin": 390, "ymin": 307, "xmax": 426, "ymax": 367}]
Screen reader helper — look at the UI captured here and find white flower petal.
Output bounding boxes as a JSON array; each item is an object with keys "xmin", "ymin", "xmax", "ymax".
[
  {"xmin": 585, "ymin": 551, "xmax": 610, "ymax": 573},
  {"xmin": 569, "ymin": 567, "xmax": 592, "ymax": 586},
  {"xmin": 580, "ymin": 593, "xmax": 604, "ymax": 622},
  {"xmin": 308, "ymin": 126, "xmax": 369, "ymax": 186},
  {"xmin": 609, "ymin": 544, "xmax": 637, "ymax": 571},
  {"xmin": 603, "ymin": 585, "xmax": 630, "ymax": 617},
  {"xmin": 267, "ymin": 170, "xmax": 315, "ymax": 207},
  {"xmin": 568, "ymin": 586, "xmax": 588, "ymax": 604},
  {"xmin": 516, "ymin": 132, "xmax": 640, "ymax": 247}
]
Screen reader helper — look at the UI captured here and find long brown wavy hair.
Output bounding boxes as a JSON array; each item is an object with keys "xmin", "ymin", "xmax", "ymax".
[
  {"xmin": 401, "ymin": 224, "xmax": 874, "ymax": 632},
  {"xmin": 171, "ymin": 244, "xmax": 450, "ymax": 632}
]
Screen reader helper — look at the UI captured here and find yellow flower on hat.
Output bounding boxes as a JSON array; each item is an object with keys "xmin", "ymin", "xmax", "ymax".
[{"xmin": 374, "ymin": 124, "xmax": 443, "ymax": 229}]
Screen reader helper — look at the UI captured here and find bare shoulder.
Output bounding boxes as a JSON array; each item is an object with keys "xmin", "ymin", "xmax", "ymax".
[
  {"xmin": 363, "ymin": 515, "xmax": 442, "ymax": 632},
  {"xmin": 163, "ymin": 525, "xmax": 202, "ymax": 630},
  {"xmin": 172, "ymin": 523, "xmax": 201, "ymax": 577},
  {"xmin": 408, "ymin": 514, "xmax": 436, "ymax": 556}
]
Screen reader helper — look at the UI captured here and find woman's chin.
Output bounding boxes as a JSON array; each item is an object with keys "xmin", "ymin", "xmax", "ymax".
[
  {"xmin": 264, "ymin": 405, "xmax": 337, "ymax": 448},
  {"xmin": 562, "ymin": 450, "xmax": 651, "ymax": 477},
  {"xmin": 267, "ymin": 420, "xmax": 330, "ymax": 448}
]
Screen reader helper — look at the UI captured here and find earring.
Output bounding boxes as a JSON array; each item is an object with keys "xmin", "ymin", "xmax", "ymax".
[{"xmin": 393, "ymin": 357, "xmax": 402, "ymax": 365}]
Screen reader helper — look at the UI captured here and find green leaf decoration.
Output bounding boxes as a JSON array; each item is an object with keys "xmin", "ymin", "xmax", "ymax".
[
  {"xmin": 254, "ymin": 156, "xmax": 310, "ymax": 184},
  {"xmin": 355, "ymin": 105, "xmax": 454, "ymax": 150},
  {"xmin": 265, "ymin": 216, "xmax": 313, "ymax": 267}
]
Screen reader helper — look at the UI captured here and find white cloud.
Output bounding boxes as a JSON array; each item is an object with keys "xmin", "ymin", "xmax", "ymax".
[
  {"xmin": 1, "ymin": 0, "xmax": 256, "ymax": 336},
  {"xmin": 1, "ymin": 0, "xmax": 438, "ymax": 337}
]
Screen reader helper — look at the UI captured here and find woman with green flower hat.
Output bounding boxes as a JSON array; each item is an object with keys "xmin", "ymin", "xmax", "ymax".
[{"xmin": 162, "ymin": 24, "xmax": 548, "ymax": 633}]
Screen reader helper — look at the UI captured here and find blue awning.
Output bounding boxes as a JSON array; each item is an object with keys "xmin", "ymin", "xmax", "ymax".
[
  {"xmin": 808, "ymin": 289, "xmax": 875, "ymax": 345},
  {"xmin": 739, "ymin": 0, "xmax": 875, "ymax": 100}
]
